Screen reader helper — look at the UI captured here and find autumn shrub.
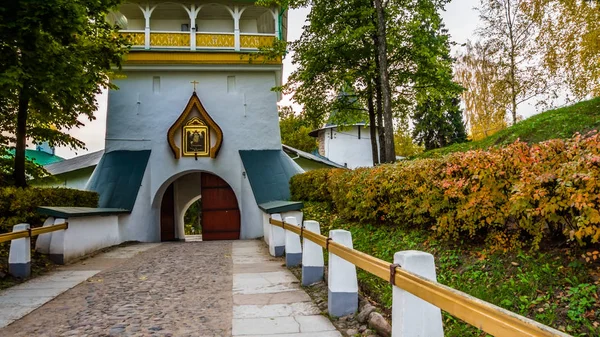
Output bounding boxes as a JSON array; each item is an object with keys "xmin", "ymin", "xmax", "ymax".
[
  {"xmin": 290, "ymin": 168, "xmax": 344, "ymax": 201},
  {"xmin": 290, "ymin": 132, "xmax": 600, "ymax": 248},
  {"xmin": 0, "ymin": 187, "xmax": 98, "ymax": 233}
]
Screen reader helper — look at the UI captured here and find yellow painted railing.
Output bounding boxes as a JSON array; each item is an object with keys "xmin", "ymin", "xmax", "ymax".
[
  {"xmin": 150, "ymin": 32, "xmax": 190, "ymax": 48},
  {"xmin": 240, "ymin": 34, "xmax": 276, "ymax": 49},
  {"xmin": 269, "ymin": 218, "xmax": 570, "ymax": 337},
  {"xmin": 0, "ymin": 223, "xmax": 68, "ymax": 243},
  {"xmin": 120, "ymin": 31, "xmax": 277, "ymax": 50},
  {"xmin": 121, "ymin": 31, "xmax": 145, "ymax": 46},
  {"xmin": 196, "ymin": 33, "xmax": 235, "ymax": 48}
]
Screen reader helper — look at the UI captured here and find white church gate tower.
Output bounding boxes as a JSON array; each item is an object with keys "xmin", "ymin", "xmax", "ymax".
[{"xmin": 86, "ymin": 1, "xmax": 302, "ymax": 243}]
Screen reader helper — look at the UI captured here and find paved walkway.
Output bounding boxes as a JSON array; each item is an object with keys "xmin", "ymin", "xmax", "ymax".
[{"xmin": 0, "ymin": 240, "xmax": 341, "ymax": 337}]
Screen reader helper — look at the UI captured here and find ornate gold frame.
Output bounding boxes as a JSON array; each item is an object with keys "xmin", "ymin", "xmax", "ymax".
[
  {"xmin": 182, "ymin": 118, "xmax": 209, "ymax": 157},
  {"xmin": 167, "ymin": 92, "xmax": 223, "ymax": 159}
]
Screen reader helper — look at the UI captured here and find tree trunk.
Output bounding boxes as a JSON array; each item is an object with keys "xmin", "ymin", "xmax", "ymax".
[
  {"xmin": 375, "ymin": 76, "xmax": 386, "ymax": 163},
  {"xmin": 506, "ymin": 0, "xmax": 518, "ymax": 125},
  {"xmin": 14, "ymin": 90, "xmax": 29, "ymax": 188},
  {"xmin": 367, "ymin": 84, "xmax": 379, "ymax": 165},
  {"xmin": 374, "ymin": 0, "xmax": 396, "ymax": 163}
]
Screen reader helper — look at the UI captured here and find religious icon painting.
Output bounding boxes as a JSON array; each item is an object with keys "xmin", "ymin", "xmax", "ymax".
[{"xmin": 182, "ymin": 117, "xmax": 210, "ymax": 157}]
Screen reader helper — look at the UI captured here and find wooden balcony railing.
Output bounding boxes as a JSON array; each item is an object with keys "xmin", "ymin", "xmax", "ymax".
[
  {"xmin": 120, "ymin": 30, "xmax": 276, "ymax": 51},
  {"xmin": 196, "ymin": 32, "xmax": 235, "ymax": 48}
]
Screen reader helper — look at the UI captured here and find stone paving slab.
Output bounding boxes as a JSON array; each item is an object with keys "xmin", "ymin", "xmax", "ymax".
[{"xmin": 231, "ymin": 240, "xmax": 341, "ymax": 337}]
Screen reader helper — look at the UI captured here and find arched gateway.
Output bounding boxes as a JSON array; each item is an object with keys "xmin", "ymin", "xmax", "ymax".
[
  {"xmin": 79, "ymin": 1, "xmax": 303, "ymax": 244},
  {"xmin": 160, "ymin": 172, "xmax": 240, "ymax": 241}
]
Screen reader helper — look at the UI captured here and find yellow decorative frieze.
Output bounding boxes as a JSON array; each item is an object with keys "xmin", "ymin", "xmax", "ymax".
[
  {"xmin": 150, "ymin": 32, "xmax": 190, "ymax": 47},
  {"xmin": 124, "ymin": 51, "xmax": 282, "ymax": 65},
  {"xmin": 121, "ymin": 32, "xmax": 145, "ymax": 46},
  {"xmin": 240, "ymin": 35, "xmax": 276, "ymax": 49},
  {"xmin": 196, "ymin": 34, "xmax": 235, "ymax": 48}
]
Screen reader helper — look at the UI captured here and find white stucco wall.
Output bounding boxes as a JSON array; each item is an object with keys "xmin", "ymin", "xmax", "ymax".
[
  {"xmin": 50, "ymin": 216, "xmax": 121, "ymax": 263},
  {"xmin": 321, "ymin": 126, "xmax": 378, "ymax": 169},
  {"xmin": 105, "ymin": 69, "xmax": 282, "ymax": 242},
  {"xmin": 196, "ymin": 19, "xmax": 234, "ymax": 32}
]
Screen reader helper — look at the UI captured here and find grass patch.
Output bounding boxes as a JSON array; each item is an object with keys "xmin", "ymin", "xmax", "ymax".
[
  {"xmin": 303, "ymin": 201, "xmax": 600, "ymax": 336},
  {"xmin": 0, "ymin": 241, "xmax": 57, "ymax": 291},
  {"xmin": 418, "ymin": 97, "xmax": 600, "ymax": 158}
]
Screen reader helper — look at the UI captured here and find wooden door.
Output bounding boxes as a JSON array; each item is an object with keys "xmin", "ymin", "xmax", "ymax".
[
  {"xmin": 160, "ymin": 183, "xmax": 176, "ymax": 241},
  {"xmin": 201, "ymin": 173, "xmax": 240, "ymax": 240}
]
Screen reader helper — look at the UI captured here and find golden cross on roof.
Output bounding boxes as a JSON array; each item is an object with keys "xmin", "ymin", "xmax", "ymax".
[{"xmin": 191, "ymin": 80, "xmax": 199, "ymax": 92}]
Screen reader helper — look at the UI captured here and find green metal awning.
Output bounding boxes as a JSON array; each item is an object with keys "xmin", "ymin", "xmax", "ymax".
[
  {"xmin": 239, "ymin": 149, "xmax": 303, "ymax": 213},
  {"xmin": 38, "ymin": 206, "xmax": 130, "ymax": 218},
  {"xmin": 87, "ymin": 150, "xmax": 151, "ymax": 211}
]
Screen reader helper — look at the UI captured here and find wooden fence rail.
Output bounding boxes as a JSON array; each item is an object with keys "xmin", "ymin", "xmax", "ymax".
[
  {"xmin": 269, "ymin": 218, "xmax": 569, "ymax": 337},
  {"xmin": 0, "ymin": 223, "xmax": 68, "ymax": 244}
]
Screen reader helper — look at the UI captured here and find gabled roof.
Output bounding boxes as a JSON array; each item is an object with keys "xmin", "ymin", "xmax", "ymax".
[
  {"xmin": 44, "ymin": 150, "xmax": 104, "ymax": 175},
  {"xmin": 7, "ymin": 149, "xmax": 64, "ymax": 166},
  {"xmin": 282, "ymin": 144, "xmax": 346, "ymax": 169}
]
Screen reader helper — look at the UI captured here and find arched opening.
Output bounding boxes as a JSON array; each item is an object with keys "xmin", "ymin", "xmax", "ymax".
[{"xmin": 159, "ymin": 172, "xmax": 240, "ymax": 242}]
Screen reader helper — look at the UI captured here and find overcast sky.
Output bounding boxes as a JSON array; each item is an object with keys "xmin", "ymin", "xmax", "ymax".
[{"xmin": 55, "ymin": 0, "xmax": 481, "ymax": 159}]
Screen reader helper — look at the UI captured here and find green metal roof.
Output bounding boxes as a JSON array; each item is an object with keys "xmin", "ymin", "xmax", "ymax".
[
  {"xmin": 258, "ymin": 200, "xmax": 303, "ymax": 214},
  {"xmin": 87, "ymin": 150, "xmax": 151, "ymax": 211},
  {"xmin": 239, "ymin": 149, "xmax": 303, "ymax": 206},
  {"xmin": 38, "ymin": 206, "xmax": 130, "ymax": 218},
  {"xmin": 7, "ymin": 149, "xmax": 64, "ymax": 165}
]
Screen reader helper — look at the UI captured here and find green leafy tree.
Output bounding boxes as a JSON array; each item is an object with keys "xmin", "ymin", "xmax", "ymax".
[
  {"xmin": 264, "ymin": 0, "xmax": 459, "ymax": 166},
  {"xmin": 412, "ymin": 96, "xmax": 468, "ymax": 150},
  {"xmin": 279, "ymin": 106, "xmax": 318, "ymax": 152},
  {"xmin": 0, "ymin": 0, "xmax": 129, "ymax": 187},
  {"xmin": 394, "ymin": 127, "xmax": 424, "ymax": 157}
]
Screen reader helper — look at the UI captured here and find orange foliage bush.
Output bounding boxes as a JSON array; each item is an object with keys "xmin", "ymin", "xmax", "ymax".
[{"xmin": 290, "ymin": 132, "xmax": 600, "ymax": 249}]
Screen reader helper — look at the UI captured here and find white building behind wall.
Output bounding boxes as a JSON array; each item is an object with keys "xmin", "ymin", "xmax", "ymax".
[{"xmin": 309, "ymin": 123, "xmax": 379, "ymax": 169}]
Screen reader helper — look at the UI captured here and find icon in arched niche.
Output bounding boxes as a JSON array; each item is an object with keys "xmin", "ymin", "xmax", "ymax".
[
  {"xmin": 183, "ymin": 117, "xmax": 209, "ymax": 157},
  {"xmin": 167, "ymin": 92, "xmax": 223, "ymax": 159}
]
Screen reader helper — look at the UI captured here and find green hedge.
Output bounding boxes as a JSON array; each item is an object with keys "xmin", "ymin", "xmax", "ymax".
[
  {"xmin": 0, "ymin": 187, "xmax": 99, "ymax": 233},
  {"xmin": 291, "ymin": 132, "xmax": 600, "ymax": 249}
]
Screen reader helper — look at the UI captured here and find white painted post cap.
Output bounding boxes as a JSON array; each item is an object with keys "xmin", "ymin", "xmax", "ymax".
[
  {"xmin": 391, "ymin": 250, "xmax": 443, "ymax": 337},
  {"xmin": 269, "ymin": 213, "xmax": 285, "ymax": 257},
  {"xmin": 9, "ymin": 223, "xmax": 31, "ymax": 278}
]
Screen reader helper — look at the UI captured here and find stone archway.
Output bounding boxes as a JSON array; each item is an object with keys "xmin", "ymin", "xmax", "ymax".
[{"xmin": 159, "ymin": 171, "xmax": 240, "ymax": 242}]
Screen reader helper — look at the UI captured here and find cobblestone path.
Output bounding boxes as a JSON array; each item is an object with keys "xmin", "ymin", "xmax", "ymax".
[{"xmin": 0, "ymin": 242, "xmax": 233, "ymax": 337}]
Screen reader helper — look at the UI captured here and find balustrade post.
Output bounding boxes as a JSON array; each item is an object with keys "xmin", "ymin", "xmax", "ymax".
[
  {"xmin": 49, "ymin": 218, "xmax": 67, "ymax": 264},
  {"xmin": 272, "ymin": 8, "xmax": 280, "ymax": 41},
  {"xmin": 301, "ymin": 220, "xmax": 324, "ymax": 286},
  {"xmin": 269, "ymin": 214, "xmax": 285, "ymax": 257},
  {"xmin": 35, "ymin": 217, "xmax": 55, "ymax": 254},
  {"xmin": 392, "ymin": 251, "xmax": 444, "ymax": 337},
  {"xmin": 283, "ymin": 216, "xmax": 302, "ymax": 267},
  {"xmin": 233, "ymin": 6, "xmax": 245, "ymax": 51},
  {"xmin": 141, "ymin": 4, "xmax": 154, "ymax": 50},
  {"xmin": 8, "ymin": 223, "xmax": 31, "ymax": 278},
  {"xmin": 328, "ymin": 229, "xmax": 358, "ymax": 317},
  {"xmin": 262, "ymin": 212, "xmax": 270, "ymax": 245}
]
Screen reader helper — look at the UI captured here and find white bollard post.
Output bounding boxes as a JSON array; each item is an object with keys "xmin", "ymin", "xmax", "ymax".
[
  {"xmin": 284, "ymin": 216, "xmax": 302, "ymax": 267},
  {"xmin": 269, "ymin": 214, "xmax": 285, "ymax": 257},
  {"xmin": 35, "ymin": 216, "xmax": 55, "ymax": 254},
  {"xmin": 49, "ymin": 218, "xmax": 67, "ymax": 264},
  {"xmin": 328, "ymin": 229, "xmax": 358, "ymax": 317},
  {"xmin": 262, "ymin": 212, "xmax": 271, "ymax": 245},
  {"xmin": 302, "ymin": 220, "xmax": 324, "ymax": 286},
  {"xmin": 8, "ymin": 223, "xmax": 31, "ymax": 278},
  {"xmin": 391, "ymin": 251, "xmax": 444, "ymax": 337}
]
